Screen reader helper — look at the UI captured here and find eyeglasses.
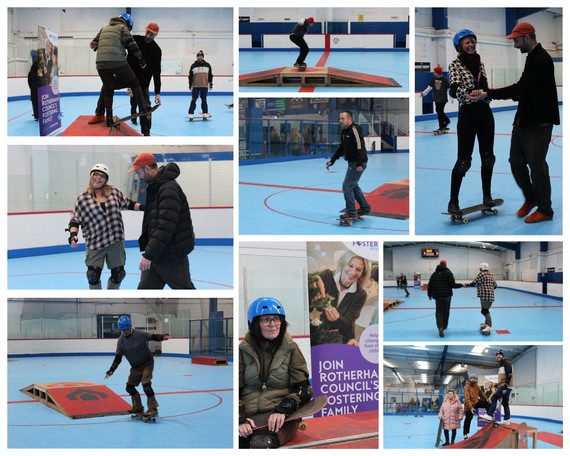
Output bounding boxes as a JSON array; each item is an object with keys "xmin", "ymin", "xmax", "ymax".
[{"xmin": 259, "ymin": 316, "xmax": 282, "ymax": 325}]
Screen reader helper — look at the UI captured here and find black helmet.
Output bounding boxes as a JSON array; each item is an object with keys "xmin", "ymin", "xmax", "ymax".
[{"xmin": 496, "ymin": 349, "xmax": 504, "ymax": 357}]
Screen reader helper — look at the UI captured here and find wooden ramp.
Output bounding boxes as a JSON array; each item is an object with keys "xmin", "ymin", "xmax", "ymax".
[
  {"xmin": 384, "ymin": 300, "xmax": 403, "ymax": 311},
  {"xmin": 192, "ymin": 356, "xmax": 228, "ymax": 366},
  {"xmin": 60, "ymin": 116, "xmax": 141, "ymax": 136},
  {"xmin": 443, "ymin": 421, "xmax": 537, "ymax": 449},
  {"xmin": 240, "ymin": 66, "xmax": 400, "ymax": 88},
  {"xmin": 20, "ymin": 381, "xmax": 131, "ymax": 419},
  {"xmin": 367, "ymin": 178, "xmax": 409, "ymax": 220}
]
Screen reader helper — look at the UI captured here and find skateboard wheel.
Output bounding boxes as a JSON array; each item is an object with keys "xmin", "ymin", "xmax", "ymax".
[
  {"xmin": 492, "ymin": 209, "xmax": 498, "ymax": 215},
  {"xmin": 298, "ymin": 421, "xmax": 307, "ymax": 431},
  {"xmin": 462, "ymin": 218, "xmax": 468, "ymax": 224}
]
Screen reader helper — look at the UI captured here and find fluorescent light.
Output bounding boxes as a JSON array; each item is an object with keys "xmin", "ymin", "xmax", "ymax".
[
  {"xmin": 471, "ymin": 345, "xmax": 486, "ymax": 354},
  {"xmin": 444, "ymin": 375, "xmax": 452, "ymax": 384},
  {"xmin": 421, "ymin": 374, "xmax": 427, "ymax": 383}
]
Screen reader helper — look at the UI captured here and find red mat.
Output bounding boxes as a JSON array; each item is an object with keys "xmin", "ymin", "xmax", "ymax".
[
  {"xmin": 444, "ymin": 421, "xmax": 537, "ymax": 449},
  {"xmin": 21, "ymin": 381, "xmax": 131, "ymax": 419},
  {"xmin": 61, "ymin": 116, "xmax": 141, "ymax": 136},
  {"xmin": 366, "ymin": 178, "xmax": 409, "ymax": 219}
]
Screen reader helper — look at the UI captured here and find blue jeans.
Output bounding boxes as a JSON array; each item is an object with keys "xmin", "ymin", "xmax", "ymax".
[
  {"xmin": 343, "ymin": 162, "xmax": 370, "ymax": 216},
  {"xmin": 189, "ymin": 87, "xmax": 209, "ymax": 114},
  {"xmin": 488, "ymin": 384, "xmax": 512, "ymax": 420}
]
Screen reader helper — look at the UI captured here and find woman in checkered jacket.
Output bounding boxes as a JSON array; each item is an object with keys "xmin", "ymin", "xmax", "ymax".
[
  {"xmin": 465, "ymin": 262, "xmax": 497, "ymax": 333},
  {"xmin": 447, "ymin": 29, "xmax": 496, "ymax": 214}
]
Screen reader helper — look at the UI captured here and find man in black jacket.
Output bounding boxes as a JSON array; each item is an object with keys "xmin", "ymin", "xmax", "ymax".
[
  {"xmin": 129, "ymin": 153, "xmax": 196, "ymax": 289},
  {"xmin": 326, "ymin": 111, "xmax": 371, "ymax": 220},
  {"xmin": 427, "ymin": 259, "xmax": 463, "ymax": 337},
  {"xmin": 470, "ymin": 22, "xmax": 559, "ymax": 223}
]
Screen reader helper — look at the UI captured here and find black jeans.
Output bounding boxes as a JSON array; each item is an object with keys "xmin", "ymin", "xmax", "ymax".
[
  {"xmin": 509, "ymin": 123, "xmax": 554, "ymax": 216},
  {"xmin": 463, "ymin": 398, "xmax": 489, "ymax": 435},
  {"xmin": 289, "ymin": 34, "xmax": 309, "ymax": 64},
  {"xmin": 137, "ymin": 256, "xmax": 196, "ymax": 290},
  {"xmin": 435, "ymin": 297, "xmax": 452, "ymax": 330},
  {"xmin": 435, "ymin": 102, "xmax": 450, "ymax": 129}
]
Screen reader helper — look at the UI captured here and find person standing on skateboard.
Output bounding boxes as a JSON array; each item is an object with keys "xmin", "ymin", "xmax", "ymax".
[
  {"xmin": 421, "ymin": 65, "xmax": 451, "ymax": 133},
  {"xmin": 482, "ymin": 350, "xmax": 514, "ymax": 425},
  {"xmin": 447, "ymin": 29, "xmax": 496, "ymax": 213},
  {"xmin": 470, "ymin": 22, "xmax": 559, "ymax": 223},
  {"xmin": 105, "ymin": 315, "xmax": 170, "ymax": 417},
  {"xmin": 188, "ymin": 50, "xmax": 213, "ymax": 120},
  {"xmin": 326, "ymin": 110, "xmax": 371, "ymax": 220},
  {"xmin": 465, "ymin": 262, "xmax": 497, "ymax": 334},
  {"xmin": 239, "ymin": 298, "xmax": 312, "ymax": 449},
  {"xmin": 289, "ymin": 17, "xmax": 314, "ymax": 68}
]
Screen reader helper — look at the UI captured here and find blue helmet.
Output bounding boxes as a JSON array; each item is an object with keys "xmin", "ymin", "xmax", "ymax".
[
  {"xmin": 247, "ymin": 297, "xmax": 285, "ymax": 325},
  {"xmin": 453, "ymin": 29, "xmax": 477, "ymax": 51},
  {"xmin": 117, "ymin": 315, "xmax": 132, "ymax": 330},
  {"xmin": 120, "ymin": 13, "xmax": 134, "ymax": 30}
]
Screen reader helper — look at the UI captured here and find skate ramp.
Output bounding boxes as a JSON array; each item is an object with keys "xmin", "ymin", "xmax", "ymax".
[
  {"xmin": 367, "ymin": 179, "xmax": 409, "ymax": 220},
  {"xmin": 60, "ymin": 116, "xmax": 141, "ymax": 136},
  {"xmin": 21, "ymin": 381, "xmax": 131, "ymax": 419},
  {"xmin": 443, "ymin": 421, "xmax": 536, "ymax": 449}
]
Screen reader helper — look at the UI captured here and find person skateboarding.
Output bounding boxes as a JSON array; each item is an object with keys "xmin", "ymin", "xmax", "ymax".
[
  {"xmin": 464, "ymin": 262, "xmax": 497, "ymax": 334},
  {"xmin": 481, "ymin": 350, "xmax": 514, "ymax": 425},
  {"xmin": 420, "ymin": 65, "xmax": 451, "ymax": 134},
  {"xmin": 188, "ymin": 50, "xmax": 213, "ymax": 120},
  {"xmin": 289, "ymin": 17, "xmax": 314, "ymax": 69},
  {"xmin": 104, "ymin": 315, "xmax": 170, "ymax": 418},
  {"xmin": 239, "ymin": 297, "xmax": 313, "ymax": 448},
  {"xmin": 326, "ymin": 110, "xmax": 371, "ymax": 221}
]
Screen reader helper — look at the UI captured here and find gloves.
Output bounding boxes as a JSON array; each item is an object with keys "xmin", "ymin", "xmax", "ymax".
[
  {"xmin": 209, "ymin": 83, "xmax": 213, "ymax": 90},
  {"xmin": 66, "ymin": 229, "xmax": 78, "ymax": 244}
]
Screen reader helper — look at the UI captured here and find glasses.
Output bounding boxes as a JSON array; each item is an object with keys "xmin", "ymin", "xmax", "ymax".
[{"xmin": 259, "ymin": 316, "xmax": 282, "ymax": 326}]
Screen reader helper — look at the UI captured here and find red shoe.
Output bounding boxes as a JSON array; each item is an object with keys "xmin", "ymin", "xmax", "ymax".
[
  {"xmin": 524, "ymin": 210, "xmax": 553, "ymax": 223},
  {"xmin": 516, "ymin": 201, "xmax": 536, "ymax": 217},
  {"xmin": 88, "ymin": 115, "xmax": 105, "ymax": 125}
]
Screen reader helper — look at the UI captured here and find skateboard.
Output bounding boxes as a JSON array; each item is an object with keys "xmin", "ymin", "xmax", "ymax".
[
  {"xmin": 435, "ymin": 418, "xmax": 444, "ymax": 447},
  {"xmin": 188, "ymin": 114, "xmax": 212, "ymax": 122},
  {"xmin": 250, "ymin": 395, "xmax": 327, "ymax": 432},
  {"xmin": 433, "ymin": 129, "xmax": 448, "ymax": 135},
  {"xmin": 131, "ymin": 412, "xmax": 158, "ymax": 423},
  {"xmin": 442, "ymin": 198, "xmax": 504, "ymax": 224},
  {"xmin": 338, "ymin": 215, "xmax": 365, "ymax": 227},
  {"xmin": 294, "ymin": 63, "xmax": 307, "ymax": 71},
  {"xmin": 110, "ymin": 103, "xmax": 160, "ymax": 134},
  {"xmin": 517, "ymin": 422, "xmax": 529, "ymax": 449}
]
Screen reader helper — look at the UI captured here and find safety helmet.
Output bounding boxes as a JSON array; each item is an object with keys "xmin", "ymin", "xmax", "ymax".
[
  {"xmin": 90, "ymin": 163, "xmax": 109, "ymax": 181},
  {"xmin": 120, "ymin": 13, "xmax": 134, "ymax": 30},
  {"xmin": 117, "ymin": 315, "xmax": 132, "ymax": 330},
  {"xmin": 453, "ymin": 29, "xmax": 477, "ymax": 51},
  {"xmin": 496, "ymin": 349, "xmax": 504, "ymax": 357},
  {"xmin": 247, "ymin": 297, "xmax": 285, "ymax": 325},
  {"xmin": 479, "ymin": 262, "xmax": 489, "ymax": 271}
]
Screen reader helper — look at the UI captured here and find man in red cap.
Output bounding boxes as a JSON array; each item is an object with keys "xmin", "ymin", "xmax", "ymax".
[
  {"xmin": 421, "ymin": 65, "xmax": 451, "ymax": 133},
  {"xmin": 427, "ymin": 259, "xmax": 463, "ymax": 337},
  {"xmin": 129, "ymin": 153, "xmax": 196, "ymax": 289},
  {"xmin": 469, "ymin": 22, "xmax": 559, "ymax": 223},
  {"xmin": 289, "ymin": 17, "xmax": 314, "ymax": 69}
]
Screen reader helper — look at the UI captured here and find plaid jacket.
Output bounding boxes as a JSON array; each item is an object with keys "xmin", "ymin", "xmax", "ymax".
[
  {"xmin": 70, "ymin": 187, "xmax": 133, "ymax": 251},
  {"xmin": 448, "ymin": 57, "xmax": 490, "ymax": 109},
  {"xmin": 469, "ymin": 271, "xmax": 497, "ymax": 302}
]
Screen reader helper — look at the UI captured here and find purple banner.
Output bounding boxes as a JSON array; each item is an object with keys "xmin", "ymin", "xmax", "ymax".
[{"xmin": 38, "ymin": 25, "xmax": 61, "ymax": 136}]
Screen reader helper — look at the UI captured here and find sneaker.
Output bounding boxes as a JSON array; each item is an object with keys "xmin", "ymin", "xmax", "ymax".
[
  {"xmin": 498, "ymin": 420, "xmax": 510, "ymax": 425},
  {"xmin": 202, "ymin": 113, "xmax": 212, "ymax": 118},
  {"xmin": 106, "ymin": 115, "xmax": 114, "ymax": 127},
  {"xmin": 480, "ymin": 322, "xmax": 487, "ymax": 329},
  {"xmin": 447, "ymin": 199, "xmax": 460, "ymax": 213},
  {"xmin": 483, "ymin": 194, "xmax": 496, "ymax": 207},
  {"xmin": 340, "ymin": 213, "xmax": 357, "ymax": 220},
  {"xmin": 464, "ymin": 435, "xmax": 469, "ymax": 440},
  {"xmin": 188, "ymin": 114, "xmax": 194, "ymax": 120},
  {"xmin": 525, "ymin": 210, "xmax": 553, "ymax": 223},
  {"xmin": 480, "ymin": 414, "xmax": 493, "ymax": 421},
  {"xmin": 442, "ymin": 442, "xmax": 450, "ymax": 447},
  {"xmin": 131, "ymin": 117, "xmax": 138, "ymax": 125},
  {"xmin": 358, "ymin": 208, "xmax": 371, "ymax": 216},
  {"xmin": 87, "ymin": 114, "xmax": 105, "ymax": 125},
  {"xmin": 438, "ymin": 327, "xmax": 444, "ymax": 337},
  {"xmin": 516, "ymin": 201, "xmax": 536, "ymax": 217}
]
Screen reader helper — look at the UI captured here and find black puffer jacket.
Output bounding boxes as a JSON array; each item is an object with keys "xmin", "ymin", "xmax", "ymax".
[
  {"xmin": 139, "ymin": 163, "xmax": 195, "ymax": 262},
  {"xmin": 427, "ymin": 264, "xmax": 463, "ymax": 299}
]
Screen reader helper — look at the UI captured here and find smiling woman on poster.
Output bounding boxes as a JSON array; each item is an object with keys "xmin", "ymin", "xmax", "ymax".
[{"xmin": 310, "ymin": 250, "xmax": 371, "ymax": 344}]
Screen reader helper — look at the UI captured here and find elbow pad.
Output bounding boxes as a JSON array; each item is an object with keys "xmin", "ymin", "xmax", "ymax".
[
  {"xmin": 293, "ymin": 380, "xmax": 313, "ymax": 405},
  {"xmin": 273, "ymin": 397, "xmax": 297, "ymax": 417}
]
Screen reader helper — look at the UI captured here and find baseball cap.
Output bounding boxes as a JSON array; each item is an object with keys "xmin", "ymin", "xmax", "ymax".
[
  {"xmin": 146, "ymin": 22, "xmax": 160, "ymax": 35},
  {"xmin": 434, "ymin": 66, "xmax": 443, "ymax": 74},
  {"xmin": 128, "ymin": 152, "xmax": 156, "ymax": 172},
  {"xmin": 506, "ymin": 22, "xmax": 535, "ymax": 39}
]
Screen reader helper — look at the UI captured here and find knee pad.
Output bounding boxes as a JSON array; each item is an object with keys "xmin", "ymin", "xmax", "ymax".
[
  {"xmin": 86, "ymin": 266, "xmax": 102, "ymax": 286},
  {"xmin": 453, "ymin": 159, "xmax": 472, "ymax": 176},
  {"xmin": 481, "ymin": 308, "xmax": 489, "ymax": 316},
  {"xmin": 481, "ymin": 153, "xmax": 496, "ymax": 169},
  {"xmin": 142, "ymin": 382, "xmax": 155, "ymax": 397},
  {"xmin": 250, "ymin": 433, "xmax": 279, "ymax": 449},
  {"xmin": 126, "ymin": 384, "xmax": 138, "ymax": 395},
  {"xmin": 110, "ymin": 266, "xmax": 126, "ymax": 285}
]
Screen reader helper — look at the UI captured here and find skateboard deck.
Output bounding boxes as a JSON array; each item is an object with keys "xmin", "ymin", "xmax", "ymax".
[
  {"xmin": 111, "ymin": 104, "xmax": 160, "ymax": 130},
  {"xmin": 434, "ymin": 129, "xmax": 448, "ymax": 135},
  {"xmin": 131, "ymin": 412, "xmax": 158, "ymax": 423},
  {"xmin": 435, "ymin": 418, "xmax": 444, "ymax": 447},
  {"xmin": 294, "ymin": 64, "xmax": 307, "ymax": 71},
  {"xmin": 517, "ymin": 422, "xmax": 529, "ymax": 449},
  {"xmin": 338, "ymin": 216, "xmax": 365, "ymax": 226},
  {"xmin": 250, "ymin": 395, "xmax": 327, "ymax": 432},
  {"xmin": 188, "ymin": 114, "xmax": 213, "ymax": 121},
  {"xmin": 442, "ymin": 198, "xmax": 504, "ymax": 224}
]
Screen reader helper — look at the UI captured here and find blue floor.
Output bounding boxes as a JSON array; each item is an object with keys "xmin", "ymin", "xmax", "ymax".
[
  {"xmin": 383, "ymin": 414, "xmax": 562, "ymax": 449},
  {"xmin": 8, "ymin": 246, "xmax": 233, "ymax": 290},
  {"xmin": 383, "ymin": 286, "xmax": 562, "ymax": 342},
  {"xmin": 8, "ymin": 355, "xmax": 233, "ymax": 448},
  {"xmin": 8, "ymin": 94, "xmax": 234, "ymax": 136},
  {"xmin": 239, "ymin": 50, "xmax": 409, "ymax": 92},
  {"xmin": 415, "ymin": 108, "xmax": 563, "ymax": 235},
  {"xmin": 239, "ymin": 153, "xmax": 409, "ymax": 235}
]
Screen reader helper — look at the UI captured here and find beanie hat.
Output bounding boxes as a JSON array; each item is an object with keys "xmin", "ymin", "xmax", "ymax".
[
  {"xmin": 308, "ymin": 17, "xmax": 315, "ymax": 24},
  {"xmin": 197, "ymin": 50, "xmax": 204, "ymax": 57},
  {"xmin": 434, "ymin": 66, "xmax": 443, "ymax": 74}
]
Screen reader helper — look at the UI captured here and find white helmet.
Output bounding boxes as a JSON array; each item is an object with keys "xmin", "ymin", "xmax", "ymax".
[
  {"xmin": 90, "ymin": 163, "xmax": 109, "ymax": 181},
  {"xmin": 479, "ymin": 262, "xmax": 489, "ymax": 271}
]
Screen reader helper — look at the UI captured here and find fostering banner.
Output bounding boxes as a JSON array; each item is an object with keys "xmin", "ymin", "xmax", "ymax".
[
  {"xmin": 307, "ymin": 241, "xmax": 379, "ymax": 416},
  {"xmin": 37, "ymin": 25, "xmax": 61, "ymax": 136}
]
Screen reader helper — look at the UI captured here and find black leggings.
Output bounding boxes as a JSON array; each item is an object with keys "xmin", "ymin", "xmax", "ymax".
[{"xmin": 289, "ymin": 34, "xmax": 309, "ymax": 64}]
